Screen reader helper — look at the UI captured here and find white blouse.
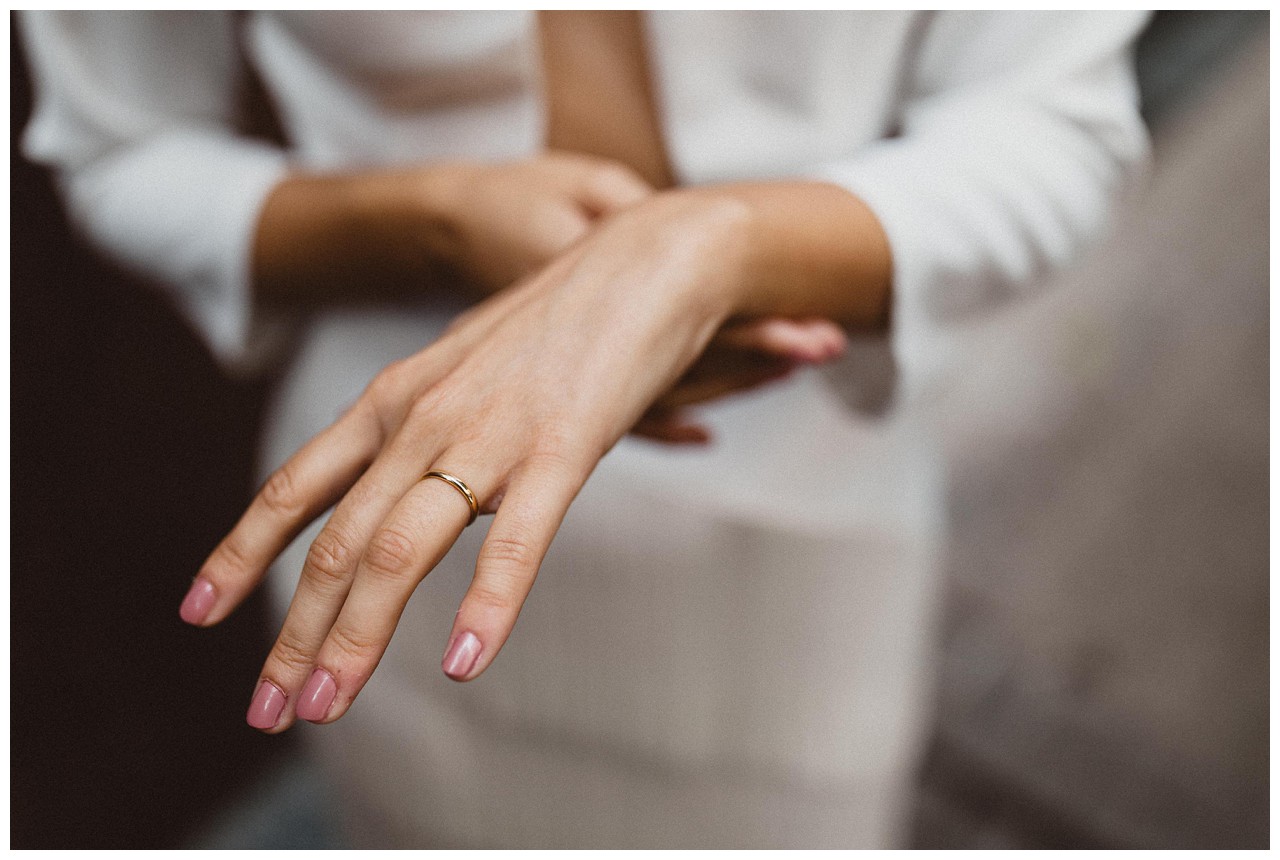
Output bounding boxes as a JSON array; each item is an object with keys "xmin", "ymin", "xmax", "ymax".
[{"xmin": 21, "ymin": 10, "xmax": 1149, "ymax": 399}]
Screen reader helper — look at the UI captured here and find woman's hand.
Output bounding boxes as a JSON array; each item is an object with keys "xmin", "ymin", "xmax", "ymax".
[
  {"xmin": 428, "ymin": 152, "xmax": 654, "ymax": 293},
  {"xmin": 252, "ymin": 151, "xmax": 652, "ymax": 307},
  {"xmin": 187, "ymin": 191, "xmax": 758, "ymax": 731},
  {"xmin": 184, "ymin": 181, "xmax": 890, "ymax": 732},
  {"xmin": 634, "ymin": 317, "xmax": 848, "ymax": 443}
]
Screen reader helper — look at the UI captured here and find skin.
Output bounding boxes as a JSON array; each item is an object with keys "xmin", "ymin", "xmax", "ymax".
[
  {"xmin": 252, "ymin": 151, "xmax": 852, "ymax": 441},
  {"xmin": 186, "ymin": 11, "xmax": 890, "ymax": 732},
  {"xmin": 252, "ymin": 152, "xmax": 655, "ymax": 306},
  {"xmin": 188, "ymin": 179, "xmax": 891, "ymax": 732}
]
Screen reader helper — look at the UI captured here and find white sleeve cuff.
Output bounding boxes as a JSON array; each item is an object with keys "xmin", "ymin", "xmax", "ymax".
[{"xmin": 57, "ymin": 129, "xmax": 290, "ymax": 369}]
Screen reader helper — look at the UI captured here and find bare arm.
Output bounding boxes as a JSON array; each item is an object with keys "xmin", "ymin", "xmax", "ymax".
[
  {"xmin": 184, "ymin": 178, "xmax": 884, "ymax": 732},
  {"xmin": 700, "ymin": 181, "xmax": 892, "ymax": 329},
  {"xmin": 250, "ymin": 153, "xmax": 655, "ymax": 309}
]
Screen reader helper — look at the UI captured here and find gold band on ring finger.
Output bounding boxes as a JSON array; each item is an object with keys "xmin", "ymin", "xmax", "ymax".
[{"xmin": 421, "ymin": 470, "xmax": 479, "ymax": 526}]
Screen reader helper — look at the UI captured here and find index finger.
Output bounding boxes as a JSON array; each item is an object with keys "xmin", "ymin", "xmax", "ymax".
[{"xmin": 179, "ymin": 404, "xmax": 380, "ymax": 626}]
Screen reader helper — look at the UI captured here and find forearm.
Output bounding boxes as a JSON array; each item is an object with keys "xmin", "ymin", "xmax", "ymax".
[
  {"xmin": 684, "ymin": 181, "xmax": 892, "ymax": 332},
  {"xmin": 252, "ymin": 165, "xmax": 470, "ymax": 309},
  {"xmin": 252, "ymin": 153, "xmax": 648, "ymax": 309}
]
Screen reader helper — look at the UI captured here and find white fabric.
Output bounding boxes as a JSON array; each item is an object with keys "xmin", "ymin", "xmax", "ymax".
[
  {"xmin": 20, "ymin": 11, "xmax": 290, "ymax": 368},
  {"xmin": 20, "ymin": 11, "xmax": 1149, "ymax": 847}
]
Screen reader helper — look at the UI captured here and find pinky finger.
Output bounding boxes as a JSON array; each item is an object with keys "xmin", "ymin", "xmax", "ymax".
[
  {"xmin": 441, "ymin": 457, "xmax": 587, "ymax": 681},
  {"xmin": 631, "ymin": 412, "xmax": 712, "ymax": 445}
]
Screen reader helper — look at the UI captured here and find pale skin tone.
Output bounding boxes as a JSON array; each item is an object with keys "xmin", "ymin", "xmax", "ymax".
[
  {"xmin": 252, "ymin": 152, "xmax": 854, "ymax": 440},
  {"xmin": 180, "ymin": 13, "xmax": 892, "ymax": 732}
]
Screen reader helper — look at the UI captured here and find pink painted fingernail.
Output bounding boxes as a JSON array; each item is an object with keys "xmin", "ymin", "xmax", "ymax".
[
  {"xmin": 179, "ymin": 577, "xmax": 217, "ymax": 625},
  {"xmin": 442, "ymin": 631, "xmax": 482, "ymax": 680},
  {"xmin": 246, "ymin": 680, "xmax": 286, "ymax": 730},
  {"xmin": 296, "ymin": 668, "xmax": 337, "ymax": 722}
]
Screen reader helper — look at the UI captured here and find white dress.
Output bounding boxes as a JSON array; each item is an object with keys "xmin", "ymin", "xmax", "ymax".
[{"xmin": 21, "ymin": 11, "xmax": 1149, "ymax": 848}]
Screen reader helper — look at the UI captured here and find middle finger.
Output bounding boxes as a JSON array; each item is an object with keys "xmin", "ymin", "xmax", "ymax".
[
  {"xmin": 246, "ymin": 429, "xmax": 448, "ymax": 733},
  {"xmin": 293, "ymin": 450, "xmax": 504, "ymax": 724}
]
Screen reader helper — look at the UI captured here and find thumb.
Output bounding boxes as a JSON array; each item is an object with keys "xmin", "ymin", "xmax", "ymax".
[
  {"xmin": 714, "ymin": 317, "xmax": 847, "ymax": 364},
  {"xmin": 575, "ymin": 163, "xmax": 654, "ymax": 217}
]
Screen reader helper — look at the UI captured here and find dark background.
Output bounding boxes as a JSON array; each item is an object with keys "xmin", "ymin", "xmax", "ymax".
[
  {"xmin": 10, "ymin": 12, "xmax": 1268, "ymax": 849},
  {"xmin": 10, "ymin": 20, "xmax": 288, "ymax": 848}
]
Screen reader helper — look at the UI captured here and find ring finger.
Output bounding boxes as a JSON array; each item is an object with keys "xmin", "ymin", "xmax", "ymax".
[
  {"xmin": 293, "ymin": 452, "xmax": 504, "ymax": 724},
  {"xmin": 246, "ymin": 435, "xmax": 448, "ymax": 733}
]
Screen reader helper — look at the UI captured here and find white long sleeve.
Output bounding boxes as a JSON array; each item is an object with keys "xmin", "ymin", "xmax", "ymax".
[
  {"xmin": 813, "ymin": 11, "xmax": 1151, "ymax": 399},
  {"xmin": 20, "ymin": 11, "xmax": 1150, "ymax": 392},
  {"xmin": 20, "ymin": 11, "xmax": 290, "ymax": 367}
]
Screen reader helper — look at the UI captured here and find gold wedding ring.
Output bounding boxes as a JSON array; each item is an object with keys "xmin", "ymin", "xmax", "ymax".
[{"xmin": 421, "ymin": 470, "xmax": 479, "ymax": 526}]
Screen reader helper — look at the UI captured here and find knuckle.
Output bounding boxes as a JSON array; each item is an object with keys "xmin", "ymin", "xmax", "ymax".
[
  {"xmin": 211, "ymin": 536, "xmax": 252, "ymax": 578},
  {"xmin": 328, "ymin": 624, "xmax": 382, "ymax": 663},
  {"xmin": 525, "ymin": 443, "xmax": 583, "ymax": 478},
  {"xmin": 270, "ymin": 628, "xmax": 317, "ymax": 675},
  {"xmin": 304, "ymin": 529, "xmax": 358, "ymax": 589},
  {"xmin": 593, "ymin": 163, "xmax": 646, "ymax": 195},
  {"xmin": 406, "ymin": 385, "xmax": 451, "ymax": 425},
  {"xmin": 343, "ymin": 478, "xmax": 393, "ymax": 513},
  {"xmin": 347, "ymin": 393, "xmax": 383, "ymax": 433},
  {"xmin": 466, "ymin": 581, "xmax": 520, "ymax": 613},
  {"xmin": 366, "ymin": 359, "xmax": 411, "ymax": 407},
  {"xmin": 478, "ymin": 534, "xmax": 537, "ymax": 573},
  {"xmin": 471, "ymin": 530, "xmax": 542, "ymax": 611},
  {"xmin": 361, "ymin": 527, "xmax": 419, "ymax": 583},
  {"xmin": 258, "ymin": 466, "xmax": 304, "ymax": 520},
  {"xmin": 532, "ymin": 206, "xmax": 589, "ymax": 252}
]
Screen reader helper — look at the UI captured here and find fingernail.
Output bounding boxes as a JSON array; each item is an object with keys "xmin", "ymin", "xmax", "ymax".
[
  {"xmin": 246, "ymin": 680, "xmax": 286, "ymax": 730},
  {"xmin": 179, "ymin": 577, "xmax": 217, "ymax": 625},
  {"xmin": 442, "ymin": 631, "xmax": 482, "ymax": 680},
  {"xmin": 296, "ymin": 668, "xmax": 337, "ymax": 722}
]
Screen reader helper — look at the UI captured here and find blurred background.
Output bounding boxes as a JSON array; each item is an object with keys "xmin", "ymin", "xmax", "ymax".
[{"xmin": 10, "ymin": 11, "xmax": 1268, "ymax": 849}]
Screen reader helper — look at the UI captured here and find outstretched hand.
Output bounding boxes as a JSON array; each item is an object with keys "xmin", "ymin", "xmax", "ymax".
[{"xmin": 182, "ymin": 188, "xmax": 856, "ymax": 732}]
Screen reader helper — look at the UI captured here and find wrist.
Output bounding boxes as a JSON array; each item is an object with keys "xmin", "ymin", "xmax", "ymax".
[
  {"xmin": 349, "ymin": 163, "xmax": 473, "ymax": 271},
  {"xmin": 628, "ymin": 187, "xmax": 758, "ymax": 323},
  {"xmin": 654, "ymin": 181, "xmax": 892, "ymax": 330}
]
